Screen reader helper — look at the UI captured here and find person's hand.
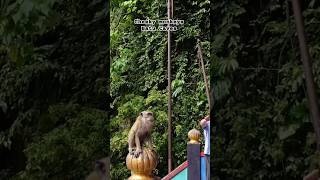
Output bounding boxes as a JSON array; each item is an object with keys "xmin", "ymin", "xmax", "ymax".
[
  {"xmin": 204, "ymin": 115, "xmax": 210, "ymax": 121},
  {"xmin": 200, "ymin": 119, "xmax": 207, "ymax": 128}
]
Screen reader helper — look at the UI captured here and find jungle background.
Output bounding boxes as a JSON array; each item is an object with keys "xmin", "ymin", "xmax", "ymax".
[
  {"xmin": 110, "ymin": 0, "xmax": 210, "ymax": 179},
  {"xmin": 0, "ymin": 0, "xmax": 109, "ymax": 179},
  {"xmin": 212, "ymin": 0, "xmax": 320, "ymax": 179}
]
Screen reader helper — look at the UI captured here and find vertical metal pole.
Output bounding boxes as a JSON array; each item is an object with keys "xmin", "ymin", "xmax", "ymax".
[
  {"xmin": 167, "ymin": 0, "xmax": 173, "ymax": 173},
  {"xmin": 292, "ymin": 0, "xmax": 320, "ymax": 150}
]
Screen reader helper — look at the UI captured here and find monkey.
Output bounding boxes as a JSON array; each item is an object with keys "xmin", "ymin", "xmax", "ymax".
[
  {"xmin": 303, "ymin": 169, "xmax": 320, "ymax": 180},
  {"xmin": 85, "ymin": 157, "xmax": 110, "ymax": 180},
  {"xmin": 128, "ymin": 111, "xmax": 154, "ymax": 158}
]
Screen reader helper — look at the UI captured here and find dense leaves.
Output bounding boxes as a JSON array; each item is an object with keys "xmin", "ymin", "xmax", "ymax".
[
  {"xmin": 0, "ymin": 0, "xmax": 108, "ymax": 179},
  {"xmin": 212, "ymin": 0, "xmax": 320, "ymax": 179}
]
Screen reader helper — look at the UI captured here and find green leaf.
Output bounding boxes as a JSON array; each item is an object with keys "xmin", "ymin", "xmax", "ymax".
[{"xmin": 278, "ymin": 124, "xmax": 300, "ymax": 140}]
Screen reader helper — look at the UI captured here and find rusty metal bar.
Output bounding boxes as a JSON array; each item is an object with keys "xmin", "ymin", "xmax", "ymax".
[
  {"xmin": 197, "ymin": 39, "xmax": 211, "ymax": 112},
  {"xmin": 292, "ymin": 0, "xmax": 320, "ymax": 150},
  {"xmin": 167, "ymin": 0, "xmax": 173, "ymax": 173}
]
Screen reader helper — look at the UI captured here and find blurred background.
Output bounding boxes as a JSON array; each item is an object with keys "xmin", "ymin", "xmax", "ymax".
[
  {"xmin": 212, "ymin": 0, "xmax": 320, "ymax": 179},
  {"xmin": 0, "ymin": 0, "xmax": 109, "ymax": 179}
]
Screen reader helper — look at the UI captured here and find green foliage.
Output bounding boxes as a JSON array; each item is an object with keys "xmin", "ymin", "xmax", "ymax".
[
  {"xmin": 213, "ymin": 0, "xmax": 320, "ymax": 179},
  {"xmin": 0, "ymin": 0, "xmax": 58, "ymax": 65},
  {"xmin": 110, "ymin": 0, "xmax": 210, "ymax": 178},
  {"xmin": 17, "ymin": 104, "xmax": 108, "ymax": 180},
  {"xmin": 0, "ymin": 0, "xmax": 108, "ymax": 179}
]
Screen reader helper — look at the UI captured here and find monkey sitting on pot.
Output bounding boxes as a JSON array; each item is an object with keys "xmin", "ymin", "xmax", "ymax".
[{"xmin": 128, "ymin": 111, "xmax": 154, "ymax": 158}]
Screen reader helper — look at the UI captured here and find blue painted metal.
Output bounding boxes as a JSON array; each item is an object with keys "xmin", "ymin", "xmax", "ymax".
[
  {"xmin": 162, "ymin": 152, "xmax": 208, "ymax": 180},
  {"xmin": 172, "ymin": 168, "xmax": 188, "ymax": 180},
  {"xmin": 200, "ymin": 155, "xmax": 207, "ymax": 180}
]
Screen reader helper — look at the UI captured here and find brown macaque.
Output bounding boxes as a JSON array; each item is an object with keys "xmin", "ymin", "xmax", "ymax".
[
  {"xmin": 86, "ymin": 157, "xmax": 110, "ymax": 180},
  {"xmin": 303, "ymin": 169, "xmax": 320, "ymax": 180},
  {"xmin": 128, "ymin": 111, "xmax": 154, "ymax": 157}
]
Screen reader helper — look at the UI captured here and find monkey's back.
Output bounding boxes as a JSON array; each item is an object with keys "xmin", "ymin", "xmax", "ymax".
[{"xmin": 128, "ymin": 118, "xmax": 151, "ymax": 145}]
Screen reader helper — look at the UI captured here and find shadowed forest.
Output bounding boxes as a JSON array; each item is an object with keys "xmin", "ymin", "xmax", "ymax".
[
  {"xmin": 213, "ymin": 0, "xmax": 320, "ymax": 179},
  {"xmin": 0, "ymin": 0, "xmax": 109, "ymax": 179}
]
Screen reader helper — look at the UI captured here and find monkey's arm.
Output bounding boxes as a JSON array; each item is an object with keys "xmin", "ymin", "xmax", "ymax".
[
  {"xmin": 128, "ymin": 130, "xmax": 135, "ymax": 153},
  {"xmin": 128, "ymin": 121, "xmax": 138, "ymax": 154},
  {"xmin": 134, "ymin": 132, "xmax": 142, "ymax": 157},
  {"xmin": 128, "ymin": 134, "xmax": 134, "ymax": 147}
]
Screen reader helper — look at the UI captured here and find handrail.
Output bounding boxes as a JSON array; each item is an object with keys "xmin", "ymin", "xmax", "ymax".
[{"xmin": 161, "ymin": 161, "xmax": 188, "ymax": 180}]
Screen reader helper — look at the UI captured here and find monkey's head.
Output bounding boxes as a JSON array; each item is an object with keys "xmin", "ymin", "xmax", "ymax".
[
  {"xmin": 86, "ymin": 157, "xmax": 110, "ymax": 180},
  {"xmin": 94, "ymin": 158, "xmax": 109, "ymax": 175},
  {"xmin": 140, "ymin": 111, "xmax": 154, "ymax": 125}
]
